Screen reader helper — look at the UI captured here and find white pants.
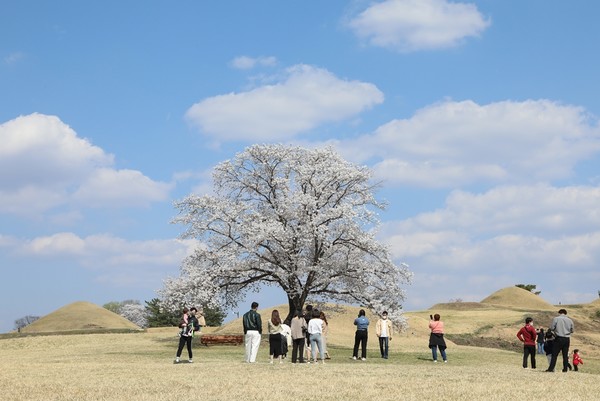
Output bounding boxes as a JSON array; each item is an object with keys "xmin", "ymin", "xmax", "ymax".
[{"xmin": 245, "ymin": 330, "xmax": 261, "ymax": 362}]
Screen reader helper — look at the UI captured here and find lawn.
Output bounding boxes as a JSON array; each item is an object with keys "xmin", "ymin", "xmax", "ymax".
[{"xmin": 1, "ymin": 328, "xmax": 598, "ymax": 401}]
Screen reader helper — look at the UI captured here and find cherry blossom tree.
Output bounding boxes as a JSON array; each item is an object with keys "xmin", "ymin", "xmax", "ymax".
[
  {"xmin": 160, "ymin": 144, "xmax": 412, "ymax": 327},
  {"xmin": 119, "ymin": 302, "xmax": 148, "ymax": 328}
]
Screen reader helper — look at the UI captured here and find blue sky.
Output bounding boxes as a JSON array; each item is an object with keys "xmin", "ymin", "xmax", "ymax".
[{"xmin": 2, "ymin": 0, "xmax": 600, "ymax": 332}]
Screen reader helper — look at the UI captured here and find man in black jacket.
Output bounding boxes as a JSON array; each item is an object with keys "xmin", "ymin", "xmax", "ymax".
[{"xmin": 243, "ymin": 302, "xmax": 262, "ymax": 363}]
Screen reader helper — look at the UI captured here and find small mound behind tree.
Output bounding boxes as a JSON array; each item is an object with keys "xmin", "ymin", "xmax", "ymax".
[{"xmin": 480, "ymin": 286, "xmax": 554, "ymax": 310}]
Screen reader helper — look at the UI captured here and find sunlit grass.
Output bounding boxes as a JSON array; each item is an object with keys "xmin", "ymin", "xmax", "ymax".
[{"xmin": 0, "ymin": 329, "xmax": 598, "ymax": 401}]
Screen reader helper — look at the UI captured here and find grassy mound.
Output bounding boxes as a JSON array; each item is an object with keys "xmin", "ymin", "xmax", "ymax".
[
  {"xmin": 429, "ymin": 302, "xmax": 490, "ymax": 310},
  {"xmin": 480, "ymin": 286, "xmax": 554, "ymax": 310},
  {"xmin": 21, "ymin": 301, "xmax": 142, "ymax": 333}
]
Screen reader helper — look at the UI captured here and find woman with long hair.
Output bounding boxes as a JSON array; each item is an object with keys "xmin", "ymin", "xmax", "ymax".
[
  {"xmin": 320, "ymin": 311, "xmax": 331, "ymax": 359},
  {"xmin": 308, "ymin": 309, "xmax": 325, "ymax": 364},
  {"xmin": 268, "ymin": 309, "xmax": 284, "ymax": 363}
]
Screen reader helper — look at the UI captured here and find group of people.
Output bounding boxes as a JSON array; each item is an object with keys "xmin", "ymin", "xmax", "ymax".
[
  {"xmin": 174, "ymin": 304, "xmax": 585, "ymax": 372},
  {"xmin": 243, "ymin": 302, "xmax": 332, "ymax": 364},
  {"xmin": 516, "ymin": 308, "xmax": 583, "ymax": 372},
  {"xmin": 242, "ymin": 302, "xmax": 448, "ymax": 364}
]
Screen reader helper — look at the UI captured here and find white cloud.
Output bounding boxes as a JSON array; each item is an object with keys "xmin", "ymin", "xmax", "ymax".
[
  {"xmin": 16, "ymin": 232, "xmax": 198, "ymax": 286},
  {"xmin": 230, "ymin": 56, "xmax": 278, "ymax": 70},
  {"xmin": 185, "ymin": 64, "xmax": 384, "ymax": 142},
  {"xmin": 337, "ymin": 99, "xmax": 600, "ymax": 188},
  {"xmin": 3, "ymin": 52, "xmax": 26, "ymax": 65},
  {"xmin": 382, "ymin": 184, "xmax": 600, "ymax": 308},
  {"xmin": 73, "ymin": 168, "xmax": 172, "ymax": 207},
  {"xmin": 391, "ymin": 185, "xmax": 600, "ymax": 238},
  {"xmin": 26, "ymin": 232, "xmax": 86, "ymax": 255},
  {"xmin": 0, "ymin": 114, "xmax": 172, "ymax": 214},
  {"xmin": 348, "ymin": 0, "xmax": 491, "ymax": 52}
]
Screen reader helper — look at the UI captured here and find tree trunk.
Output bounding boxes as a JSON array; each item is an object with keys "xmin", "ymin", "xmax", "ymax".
[{"xmin": 284, "ymin": 293, "xmax": 305, "ymax": 324}]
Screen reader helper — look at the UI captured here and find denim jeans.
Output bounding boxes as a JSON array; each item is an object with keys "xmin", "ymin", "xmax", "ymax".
[
  {"xmin": 309, "ymin": 332, "xmax": 324, "ymax": 361},
  {"xmin": 431, "ymin": 345, "xmax": 447, "ymax": 361},
  {"xmin": 379, "ymin": 336, "xmax": 389, "ymax": 358}
]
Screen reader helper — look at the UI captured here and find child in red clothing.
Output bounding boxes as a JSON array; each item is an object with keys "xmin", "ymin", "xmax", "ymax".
[{"xmin": 573, "ymin": 349, "xmax": 583, "ymax": 371}]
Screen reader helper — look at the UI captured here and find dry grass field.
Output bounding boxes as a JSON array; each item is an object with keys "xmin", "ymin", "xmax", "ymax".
[
  {"xmin": 1, "ymin": 327, "xmax": 599, "ymax": 401},
  {"xmin": 2, "ymin": 287, "xmax": 599, "ymax": 400}
]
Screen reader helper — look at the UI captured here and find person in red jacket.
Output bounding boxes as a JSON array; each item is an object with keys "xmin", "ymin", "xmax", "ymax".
[
  {"xmin": 516, "ymin": 317, "xmax": 537, "ymax": 369},
  {"xmin": 572, "ymin": 349, "xmax": 583, "ymax": 371}
]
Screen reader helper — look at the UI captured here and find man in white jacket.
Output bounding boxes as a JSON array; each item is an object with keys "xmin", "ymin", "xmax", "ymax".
[{"xmin": 376, "ymin": 311, "xmax": 393, "ymax": 359}]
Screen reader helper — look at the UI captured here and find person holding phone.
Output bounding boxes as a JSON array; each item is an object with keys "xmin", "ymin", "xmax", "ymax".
[
  {"xmin": 352, "ymin": 309, "xmax": 369, "ymax": 361},
  {"xmin": 429, "ymin": 313, "xmax": 447, "ymax": 363}
]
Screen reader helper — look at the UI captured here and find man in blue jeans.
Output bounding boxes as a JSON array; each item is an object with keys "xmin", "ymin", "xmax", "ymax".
[
  {"xmin": 352, "ymin": 309, "xmax": 369, "ymax": 360},
  {"xmin": 546, "ymin": 309, "xmax": 574, "ymax": 372},
  {"xmin": 376, "ymin": 311, "xmax": 393, "ymax": 359}
]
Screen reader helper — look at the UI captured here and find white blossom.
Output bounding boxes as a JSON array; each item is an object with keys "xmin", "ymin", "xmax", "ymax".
[
  {"xmin": 119, "ymin": 302, "xmax": 148, "ymax": 328},
  {"xmin": 160, "ymin": 144, "xmax": 412, "ymax": 328}
]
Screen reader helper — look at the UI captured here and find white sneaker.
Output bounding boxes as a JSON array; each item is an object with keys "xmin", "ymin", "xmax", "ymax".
[
  {"xmin": 433, "ymin": 360, "xmax": 438, "ymax": 363},
  {"xmin": 188, "ymin": 359, "xmax": 193, "ymax": 363},
  {"xmin": 174, "ymin": 357, "xmax": 180, "ymax": 363},
  {"xmin": 361, "ymin": 357, "xmax": 366, "ymax": 361},
  {"xmin": 352, "ymin": 356, "xmax": 357, "ymax": 360}
]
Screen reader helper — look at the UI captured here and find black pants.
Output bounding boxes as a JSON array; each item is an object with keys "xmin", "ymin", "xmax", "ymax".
[
  {"xmin": 292, "ymin": 338, "xmax": 305, "ymax": 362},
  {"xmin": 176, "ymin": 335, "xmax": 193, "ymax": 359},
  {"xmin": 523, "ymin": 345, "xmax": 536, "ymax": 368},
  {"xmin": 353, "ymin": 330, "xmax": 368, "ymax": 358},
  {"xmin": 548, "ymin": 336, "xmax": 570, "ymax": 371}
]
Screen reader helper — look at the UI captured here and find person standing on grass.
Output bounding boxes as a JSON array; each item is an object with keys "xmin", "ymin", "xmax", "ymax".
[
  {"xmin": 290, "ymin": 310, "xmax": 307, "ymax": 363},
  {"xmin": 304, "ymin": 304, "xmax": 313, "ymax": 361},
  {"xmin": 572, "ymin": 349, "xmax": 583, "ymax": 371},
  {"xmin": 320, "ymin": 311, "xmax": 331, "ymax": 360},
  {"xmin": 308, "ymin": 309, "xmax": 325, "ymax": 364},
  {"xmin": 376, "ymin": 311, "xmax": 393, "ymax": 359},
  {"xmin": 280, "ymin": 319, "xmax": 292, "ymax": 360},
  {"xmin": 352, "ymin": 309, "xmax": 369, "ymax": 361},
  {"xmin": 243, "ymin": 302, "xmax": 262, "ymax": 363},
  {"xmin": 543, "ymin": 330, "xmax": 555, "ymax": 365},
  {"xmin": 546, "ymin": 309, "xmax": 574, "ymax": 372},
  {"xmin": 175, "ymin": 307, "xmax": 200, "ymax": 363},
  {"xmin": 268, "ymin": 310, "xmax": 284, "ymax": 364},
  {"xmin": 536, "ymin": 328, "xmax": 545, "ymax": 354},
  {"xmin": 516, "ymin": 317, "xmax": 537, "ymax": 369},
  {"xmin": 428, "ymin": 313, "xmax": 447, "ymax": 363}
]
